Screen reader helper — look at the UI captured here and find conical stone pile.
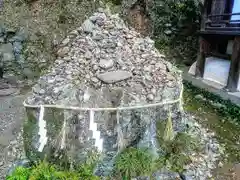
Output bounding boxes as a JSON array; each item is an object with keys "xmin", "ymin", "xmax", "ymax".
[{"xmin": 24, "ymin": 8, "xmax": 184, "ymax": 176}]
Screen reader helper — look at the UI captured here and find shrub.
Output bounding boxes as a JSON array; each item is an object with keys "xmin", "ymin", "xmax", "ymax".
[
  {"xmin": 7, "ymin": 166, "xmax": 31, "ymax": 180},
  {"xmin": 149, "ymin": 0, "xmax": 202, "ymax": 62},
  {"xmin": 115, "ymin": 147, "xmax": 160, "ymax": 179},
  {"xmin": 7, "ymin": 154, "xmax": 100, "ymax": 180}
]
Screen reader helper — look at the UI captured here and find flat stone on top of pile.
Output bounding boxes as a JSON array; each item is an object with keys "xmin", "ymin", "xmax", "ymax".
[
  {"xmin": 97, "ymin": 70, "xmax": 132, "ymax": 84},
  {"xmin": 26, "ymin": 8, "xmax": 181, "ymax": 106}
]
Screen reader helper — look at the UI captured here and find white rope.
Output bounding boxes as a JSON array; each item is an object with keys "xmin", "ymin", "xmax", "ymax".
[{"xmin": 23, "ymin": 83, "xmax": 184, "ymax": 111}]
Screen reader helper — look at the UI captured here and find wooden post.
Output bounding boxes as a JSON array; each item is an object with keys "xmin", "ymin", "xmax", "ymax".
[
  {"xmin": 0, "ymin": 52, "xmax": 3, "ymax": 78},
  {"xmin": 195, "ymin": 36, "xmax": 210, "ymax": 77},
  {"xmin": 200, "ymin": 0, "xmax": 207, "ymax": 31},
  {"xmin": 227, "ymin": 36, "xmax": 240, "ymax": 91}
]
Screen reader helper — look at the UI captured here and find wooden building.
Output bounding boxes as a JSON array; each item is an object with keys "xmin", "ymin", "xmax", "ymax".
[{"xmin": 194, "ymin": 0, "xmax": 240, "ymax": 92}]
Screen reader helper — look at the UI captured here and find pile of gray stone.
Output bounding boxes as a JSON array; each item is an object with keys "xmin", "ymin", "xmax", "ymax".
[
  {"xmin": 24, "ymin": 8, "xmax": 222, "ymax": 179},
  {"xmin": 26, "ymin": 8, "xmax": 181, "ymax": 106},
  {"xmin": 181, "ymin": 114, "xmax": 223, "ymax": 180}
]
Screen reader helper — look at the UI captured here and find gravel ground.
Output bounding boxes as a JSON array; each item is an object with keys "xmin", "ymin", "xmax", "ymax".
[{"xmin": 0, "ymin": 92, "xmax": 26, "ymax": 179}]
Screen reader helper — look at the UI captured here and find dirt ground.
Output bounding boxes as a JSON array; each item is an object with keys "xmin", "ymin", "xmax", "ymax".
[{"xmin": 0, "ymin": 79, "xmax": 26, "ymax": 179}]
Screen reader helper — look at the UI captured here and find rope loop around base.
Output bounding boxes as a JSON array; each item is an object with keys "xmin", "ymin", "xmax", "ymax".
[{"xmin": 23, "ymin": 83, "xmax": 184, "ymax": 112}]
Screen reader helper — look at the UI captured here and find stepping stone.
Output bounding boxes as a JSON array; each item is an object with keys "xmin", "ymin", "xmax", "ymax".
[{"xmin": 97, "ymin": 70, "xmax": 132, "ymax": 84}]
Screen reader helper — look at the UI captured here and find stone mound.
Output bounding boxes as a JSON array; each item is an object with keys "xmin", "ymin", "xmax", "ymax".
[
  {"xmin": 24, "ymin": 8, "xmax": 184, "ymax": 176},
  {"xmin": 26, "ymin": 9, "xmax": 181, "ymax": 106}
]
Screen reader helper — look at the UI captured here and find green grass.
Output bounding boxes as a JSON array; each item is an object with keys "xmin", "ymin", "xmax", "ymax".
[
  {"xmin": 7, "ymin": 166, "xmax": 31, "ymax": 180},
  {"xmin": 183, "ymin": 82, "xmax": 240, "ymax": 163},
  {"xmin": 114, "ymin": 147, "xmax": 160, "ymax": 179},
  {"xmin": 7, "ymin": 154, "xmax": 100, "ymax": 180},
  {"xmin": 183, "ymin": 81, "xmax": 240, "ymax": 121}
]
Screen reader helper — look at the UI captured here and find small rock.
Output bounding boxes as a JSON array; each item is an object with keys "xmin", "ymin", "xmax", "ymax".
[
  {"xmin": 97, "ymin": 8, "xmax": 105, "ymax": 13},
  {"xmin": 147, "ymin": 94, "xmax": 154, "ymax": 101},
  {"xmin": 92, "ymin": 34, "xmax": 103, "ymax": 41},
  {"xmin": 82, "ymin": 19, "xmax": 95, "ymax": 33},
  {"xmin": 85, "ymin": 74, "xmax": 91, "ymax": 79},
  {"xmin": 97, "ymin": 70, "xmax": 132, "ymax": 84},
  {"xmin": 144, "ymin": 74, "xmax": 152, "ymax": 81},
  {"xmin": 57, "ymin": 47, "xmax": 70, "ymax": 57},
  {"xmin": 6, "ymin": 28, "xmax": 15, "ymax": 34},
  {"xmin": 218, "ymin": 161, "xmax": 223, "ymax": 168},
  {"xmin": 69, "ymin": 30, "xmax": 78, "ymax": 36},
  {"xmin": 91, "ymin": 77, "xmax": 99, "ymax": 83},
  {"xmin": 144, "ymin": 65, "xmax": 152, "ymax": 72},
  {"xmin": 92, "ymin": 64, "xmax": 99, "ymax": 71},
  {"xmin": 85, "ymin": 51, "xmax": 92, "ymax": 60},
  {"xmin": 89, "ymin": 15, "xmax": 98, "ymax": 22},
  {"xmin": 155, "ymin": 63, "xmax": 166, "ymax": 70},
  {"xmin": 141, "ymin": 54, "xmax": 149, "ymax": 59},
  {"xmin": 61, "ymin": 38, "xmax": 70, "ymax": 46},
  {"xmin": 125, "ymin": 34, "xmax": 133, "ymax": 39},
  {"xmin": 99, "ymin": 59, "xmax": 114, "ymax": 69},
  {"xmin": 22, "ymin": 67, "xmax": 35, "ymax": 79},
  {"xmin": 90, "ymin": 14, "xmax": 106, "ymax": 26},
  {"xmin": 0, "ymin": 43, "xmax": 14, "ymax": 62},
  {"xmin": 0, "ymin": 37, "xmax": 4, "ymax": 43},
  {"xmin": 151, "ymin": 88, "xmax": 157, "ymax": 94},
  {"xmin": 39, "ymin": 89, "xmax": 45, "ymax": 95}
]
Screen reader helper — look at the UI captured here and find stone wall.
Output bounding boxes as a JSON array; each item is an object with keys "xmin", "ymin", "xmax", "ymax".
[{"xmin": 0, "ymin": 25, "xmax": 34, "ymax": 79}]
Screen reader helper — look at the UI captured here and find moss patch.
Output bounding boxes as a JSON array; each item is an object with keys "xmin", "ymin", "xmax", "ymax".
[{"xmin": 183, "ymin": 82, "xmax": 240, "ymax": 162}]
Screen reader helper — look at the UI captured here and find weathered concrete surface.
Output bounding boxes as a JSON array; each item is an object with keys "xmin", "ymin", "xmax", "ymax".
[{"xmin": 183, "ymin": 66, "xmax": 240, "ymax": 106}]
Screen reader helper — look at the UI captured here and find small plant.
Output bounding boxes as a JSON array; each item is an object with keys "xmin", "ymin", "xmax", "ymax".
[
  {"xmin": 7, "ymin": 154, "xmax": 100, "ymax": 180},
  {"xmin": 163, "ymin": 111, "xmax": 174, "ymax": 142},
  {"xmin": 115, "ymin": 147, "xmax": 159, "ymax": 179},
  {"xmin": 29, "ymin": 160, "xmax": 58, "ymax": 180},
  {"xmin": 7, "ymin": 166, "xmax": 31, "ymax": 180},
  {"xmin": 156, "ymin": 112, "xmax": 201, "ymax": 173},
  {"xmin": 77, "ymin": 151, "xmax": 101, "ymax": 179}
]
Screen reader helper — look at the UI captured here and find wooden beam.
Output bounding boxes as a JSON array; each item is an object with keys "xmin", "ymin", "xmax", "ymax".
[
  {"xmin": 195, "ymin": 37, "xmax": 210, "ymax": 77},
  {"xmin": 0, "ymin": 53, "xmax": 3, "ymax": 78},
  {"xmin": 0, "ymin": 67, "xmax": 3, "ymax": 79},
  {"xmin": 208, "ymin": 12, "xmax": 240, "ymax": 17},
  {"xmin": 227, "ymin": 36, "xmax": 240, "ymax": 91},
  {"xmin": 200, "ymin": 0, "xmax": 208, "ymax": 31}
]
